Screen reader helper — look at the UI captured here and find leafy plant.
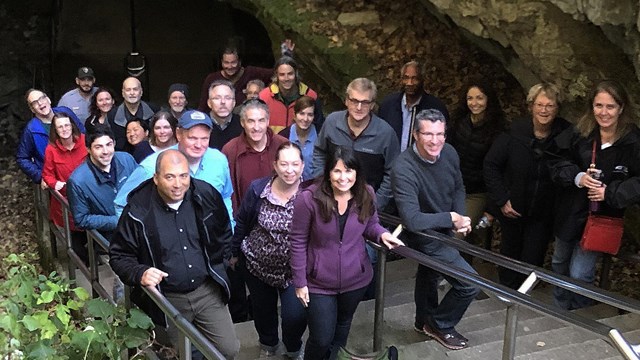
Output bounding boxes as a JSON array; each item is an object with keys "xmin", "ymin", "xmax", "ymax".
[{"xmin": 0, "ymin": 253, "xmax": 154, "ymax": 359}]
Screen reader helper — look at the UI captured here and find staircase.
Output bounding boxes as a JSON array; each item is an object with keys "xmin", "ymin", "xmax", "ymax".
[{"xmin": 235, "ymin": 258, "xmax": 640, "ymax": 360}]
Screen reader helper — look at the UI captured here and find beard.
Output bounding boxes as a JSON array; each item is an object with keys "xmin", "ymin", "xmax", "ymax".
[{"xmin": 79, "ymin": 85, "xmax": 93, "ymax": 95}]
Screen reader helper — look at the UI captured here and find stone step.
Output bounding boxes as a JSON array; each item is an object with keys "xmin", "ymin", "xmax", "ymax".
[
  {"xmin": 513, "ymin": 339, "xmax": 624, "ymax": 360},
  {"xmin": 434, "ymin": 311, "xmax": 640, "ymax": 360}
]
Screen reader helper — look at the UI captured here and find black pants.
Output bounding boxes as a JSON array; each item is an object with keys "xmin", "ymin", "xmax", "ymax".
[
  {"xmin": 227, "ymin": 261, "xmax": 251, "ymax": 323},
  {"xmin": 498, "ymin": 216, "xmax": 553, "ymax": 289}
]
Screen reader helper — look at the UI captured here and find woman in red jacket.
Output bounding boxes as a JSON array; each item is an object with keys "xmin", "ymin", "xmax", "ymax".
[{"xmin": 42, "ymin": 113, "xmax": 87, "ymax": 261}]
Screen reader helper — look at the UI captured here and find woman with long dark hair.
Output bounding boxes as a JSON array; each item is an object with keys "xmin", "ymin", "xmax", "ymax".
[
  {"xmin": 551, "ymin": 79, "xmax": 640, "ymax": 309},
  {"xmin": 289, "ymin": 146, "xmax": 403, "ymax": 360},
  {"xmin": 84, "ymin": 87, "xmax": 116, "ymax": 133},
  {"xmin": 448, "ymin": 79, "xmax": 506, "ymax": 244}
]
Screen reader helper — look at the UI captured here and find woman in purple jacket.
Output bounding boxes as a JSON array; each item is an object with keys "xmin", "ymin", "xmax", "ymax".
[{"xmin": 290, "ymin": 146, "xmax": 403, "ymax": 360}]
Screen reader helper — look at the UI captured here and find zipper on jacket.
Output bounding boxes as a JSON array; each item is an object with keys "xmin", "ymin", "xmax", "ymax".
[
  {"xmin": 129, "ymin": 212, "xmax": 168, "ymax": 327},
  {"xmin": 200, "ymin": 207, "xmax": 231, "ymax": 298}
]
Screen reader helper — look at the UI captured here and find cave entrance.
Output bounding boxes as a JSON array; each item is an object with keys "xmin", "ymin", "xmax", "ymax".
[{"xmin": 52, "ymin": 0, "xmax": 274, "ymax": 109}]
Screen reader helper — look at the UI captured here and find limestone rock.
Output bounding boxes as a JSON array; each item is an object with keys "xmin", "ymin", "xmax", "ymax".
[
  {"xmin": 337, "ymin": 11, "xmax": 380, "ymax": 26},
  {"xmin": 420, "ymin": 0, "xmax": 640, "ymax": 116}
]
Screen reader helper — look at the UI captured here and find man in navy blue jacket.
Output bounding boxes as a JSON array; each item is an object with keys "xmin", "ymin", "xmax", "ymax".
[
  {"xmin": 378, "ymin": 61, "xmax": 449, "ymax": 152},
  {"xmin": 67, "ymin": 124, "xmax": 137, "ymax": 241}
]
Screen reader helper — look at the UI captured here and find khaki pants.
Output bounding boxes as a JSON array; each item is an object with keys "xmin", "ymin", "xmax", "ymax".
[{"xmin": 165, "ymin": 278, "xmax": 240, "ymax": 359}]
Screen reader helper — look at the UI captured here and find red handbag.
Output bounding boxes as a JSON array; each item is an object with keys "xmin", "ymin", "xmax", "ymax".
[
  {"xmin": 580, "ymin": 214, "xmax": 624, "ymax": 255},
  {"xmin": 579, "ymin": 140, "xmax": 624, "ymax": 255}
]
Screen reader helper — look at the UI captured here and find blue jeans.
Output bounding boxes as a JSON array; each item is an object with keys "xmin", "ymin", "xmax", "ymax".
[
  {"xmin": 304, "ymin": 286, "xmax": 368, "ymax": 360},
  {"xmin": 552, "ymin": 237, "xmax": 599, "ymax": 309},
  {"xmin": 408, "ymin": 235, "xmax": 479, "ymax": 331},
  {"xmin": 244, "ymin": 269, "xmax": 306, "ymax": 353}
]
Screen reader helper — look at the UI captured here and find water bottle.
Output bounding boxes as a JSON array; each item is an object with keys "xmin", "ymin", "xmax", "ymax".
[
  {"xmin": 475, "ymin": 215, "xmax": 491, "ymax": 230},
  {"xmin": 589, "ymin": 168, "xmax": 603, "ymax": 212}
]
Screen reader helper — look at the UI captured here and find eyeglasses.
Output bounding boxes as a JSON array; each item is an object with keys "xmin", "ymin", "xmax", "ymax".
[
  {"xmin": 417, "ymin": 131, "xmax": 446, "ymax": 140},
  {"xmin": 347, "ymin": 97, "xmax": 374, "ymax": 107},
  {"xmin": 209, "ymin": 96, "xmax": 234, "ymax": 103},
  {"xmin": 534, "ymin": 103, "xmax": 557, "ymax": 111},
  {"xmin": 55, "ymin": 123, "xmax": 72, "ymax": 130},
  {"xmin": 29, "ymin": 95, "xmax": 48, "ymax": 107}
]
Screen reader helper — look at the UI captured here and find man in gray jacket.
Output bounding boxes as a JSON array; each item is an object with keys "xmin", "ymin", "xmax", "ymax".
[{"xmin": 312, "ymin": 77, "xmax": 399, "ymax": 211}]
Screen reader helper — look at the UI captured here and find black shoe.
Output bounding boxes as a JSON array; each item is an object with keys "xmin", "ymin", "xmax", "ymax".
[{"xmin": 422, "ymin": 319, "xmax": 468, "ymax": 350}]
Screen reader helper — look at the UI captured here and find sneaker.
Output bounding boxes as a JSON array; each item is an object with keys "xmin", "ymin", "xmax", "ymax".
[
  {"xmin": 422, "ymin": 319, "xmax": 468, "ymax": 350},
  {"xmin": 258, "ymin": 348, "xmax": 277, "ymax": 358},
  {"xmin": 259, "ymin": 343, "xmax": 279, "ymax": 358},
  {"xmin": 285, "ymin": 348, "xmax": 304, "ymax": 360}
]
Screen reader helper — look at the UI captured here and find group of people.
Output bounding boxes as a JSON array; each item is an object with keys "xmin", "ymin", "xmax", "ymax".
[{"xmin": 16, "ymin": 39, "xmax": 640, "ymax": 359}]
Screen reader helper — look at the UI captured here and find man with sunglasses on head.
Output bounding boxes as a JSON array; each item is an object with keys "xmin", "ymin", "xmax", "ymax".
[
  {"xmin": 17, "ymin": 89, "xmax": 84, "ymax": 185},
  {"xmin": 312, "ymin": 78, "xmax": 399, "ymax": 212}
]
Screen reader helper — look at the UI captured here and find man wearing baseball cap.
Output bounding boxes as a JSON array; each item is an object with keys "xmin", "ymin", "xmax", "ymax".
[
  {"xmin": 114, "ymin": 110, "xmax": 234, "ymax": 227},
  {"xmin": 58, "ymin": 66, "xmax": 97, "ymax": 123}
]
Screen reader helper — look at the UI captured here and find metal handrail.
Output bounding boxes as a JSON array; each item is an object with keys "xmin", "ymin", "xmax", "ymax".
[
  {"xmin": 379, "ymin": 213, "xmax": 640, "ymax": 314},
  {"xmin": 142, "ymin": 286, "xmax": 226, "ymax": 360},
  {"xmin": 372, "ymin": 214, "xmax": 639, "ymax": 359},
  {"xmin": 34, "ymin": 185, "xmax": 225, "ymax": 359}
]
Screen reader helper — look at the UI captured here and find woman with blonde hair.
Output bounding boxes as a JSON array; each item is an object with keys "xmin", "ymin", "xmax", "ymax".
[{"xmin": 484, "ymin": 82, "xmax": 572, "ymax": 289}]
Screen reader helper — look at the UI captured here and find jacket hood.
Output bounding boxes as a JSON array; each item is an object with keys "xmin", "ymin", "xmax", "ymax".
[{"xmin": 268, "ymin": 82, "xmax": 309, "ymax": 97}]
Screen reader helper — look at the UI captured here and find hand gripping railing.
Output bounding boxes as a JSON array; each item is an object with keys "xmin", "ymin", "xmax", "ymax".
[
  {"xmin": 33, "ymin": 185, "xmax": 225, "ymax": 359},
  {"xmin": 371, "ymin": 213, "xmax": 640, "ymax": 360}
]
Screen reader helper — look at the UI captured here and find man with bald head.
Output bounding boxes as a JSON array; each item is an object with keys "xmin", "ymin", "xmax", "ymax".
[
  {"xmin": 107, "ymin": 76, "xmax": 157, "ymax": 151},
  {"xmin": 110, "ymin": 149, "xmax": 240, "ymax": 359}
]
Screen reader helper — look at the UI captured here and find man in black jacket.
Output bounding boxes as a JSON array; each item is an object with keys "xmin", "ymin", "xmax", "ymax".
[
  {"xmin": 378, "ymin": 61, "xmax": 449, "ymax": 152},
  {"xmin": 109, "ymin": 149, "xmax": 239, "ymax": 359}
]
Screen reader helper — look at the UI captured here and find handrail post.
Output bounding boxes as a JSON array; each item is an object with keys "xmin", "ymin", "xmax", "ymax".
[
  {"xmin": 600, "ymin": 255, "xmax": 612, "ymax": 290},
  {"xmin": 502, "ymin": 272, "xmax": 538, "ymax": 360},
  {"xmin": 502, "ymin": 303, "xmax": 519, "ymax": 360},
  {"xmin": 62, "ymin": 205, "xmax": 75, "ymax": 281},
  {"xmin": 87, "ymin": 231, "xmax": 99, "ymax": 299},
  {"xmin": 178, "ymin": 333, "xmax": 192, "ymax": 360},
  {"xmin": 373, "ymin": 246, "xmax": 387, "ymax": 352},
  {"xmin": 34, "ymin": 185, "xmax": 54, "ymax": 271}
]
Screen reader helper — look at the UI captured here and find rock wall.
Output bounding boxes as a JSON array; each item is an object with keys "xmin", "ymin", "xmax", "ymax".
[
  {"xmin": 0, "ymin": 1, "xmax": 53, "ymax": 156},
  {"xmin": 3, "ymin": 0, "xmax": 640, "ymax": 157},
  {"xmin": 420, "ymin": 0, "xmax": 640, "ymax": 116}
]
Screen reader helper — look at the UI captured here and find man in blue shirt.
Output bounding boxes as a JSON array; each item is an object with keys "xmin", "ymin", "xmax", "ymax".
[{"xmin": 114, "ymin": 110, "xmax": 234, "ymax": 226}]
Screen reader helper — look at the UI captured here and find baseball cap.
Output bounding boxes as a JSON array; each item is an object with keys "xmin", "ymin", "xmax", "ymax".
[
  {"xmin": 179, "ymin": 110, "xmax": 213, "ymax": 129},
  {"xmin": 77, "ymin": 66, "xmax": 95, "ymax": 79}
]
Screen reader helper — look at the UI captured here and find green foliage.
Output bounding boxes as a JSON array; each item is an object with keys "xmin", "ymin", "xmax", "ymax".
[{"xmin": 0, "ymin": 253, "xmax": 154, "ymax": 359}]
